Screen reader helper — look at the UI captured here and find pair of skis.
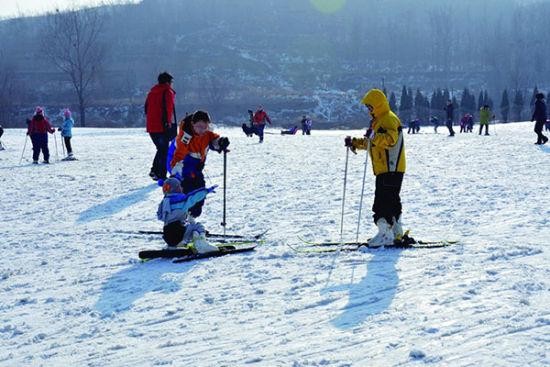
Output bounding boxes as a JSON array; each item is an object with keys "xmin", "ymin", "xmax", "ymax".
[
  {"xmin": 137, "ymin": 230, "xmax": 268, "ymax": 262},
  {"xmin": 289, "ymin": 234, "xmax": 457, "ymax": 253},
  {"xmin": 138, "ymin": 240, "xmax": 259, "ymax": 263}
]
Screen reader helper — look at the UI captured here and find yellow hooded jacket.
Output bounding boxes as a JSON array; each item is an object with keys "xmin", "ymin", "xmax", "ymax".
[{"xmin": 352, "ymin": 89, "xmax": 406, "ymax": 176}]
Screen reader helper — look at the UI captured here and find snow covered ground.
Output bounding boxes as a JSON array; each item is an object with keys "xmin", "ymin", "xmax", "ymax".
[{"xmin": 0, "ymin": 122, "xmax": 548, "ymax": 366}]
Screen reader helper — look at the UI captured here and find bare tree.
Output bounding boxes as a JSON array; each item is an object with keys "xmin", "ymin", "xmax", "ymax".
[
  {"xmin": 197, "ymin": 67, "xmax": 230, "ymax": 110},
  {"xmin": 0, "ymin": 52, "xmax": 18, "ymax": 126},
  {"xmin": 42, "ymin": 8, "xmax": 105, "ymax": 127}
]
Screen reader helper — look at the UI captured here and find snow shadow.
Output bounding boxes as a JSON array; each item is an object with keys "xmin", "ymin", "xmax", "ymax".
[
  {"xmin": 538, "ymin": 144, "xmax": 550, "ymax": 153},
  {"xmin": 328, "ymin": 250, "xmax": 401, "ymax": 330},
  {"xmin": 95, "ymin": 261, "xmax": 191, "ymax": 317},
  {"xmin": 77, "ymin": 183, "xmax": 157, "ymax": 223}
]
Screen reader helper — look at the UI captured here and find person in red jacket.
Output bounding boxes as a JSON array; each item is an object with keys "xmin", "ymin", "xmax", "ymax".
[
  {"xmin": 145, "ymin": 72, "xmax": 176, "ymax": 181},
  {"xmin": 252, "ymin": 105, "xmax": 271, "ymax": 143},
  {"xmin": 27, "ymin": 107, "xmax": 55, "ymax": 164},
  {"xmin": 170, "ymin": 110, "xmax": 229, "ymax": 218}
]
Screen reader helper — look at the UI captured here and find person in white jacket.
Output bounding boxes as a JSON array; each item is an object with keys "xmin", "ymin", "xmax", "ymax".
[{"xmin": 157, "ymin": 178, "xmax": 219, "ymax": 253}]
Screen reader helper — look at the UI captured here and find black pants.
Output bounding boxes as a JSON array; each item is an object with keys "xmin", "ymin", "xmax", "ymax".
[
  {"xmin": 534, "ymin": 121, "xmax": 548, "ymax": 143},
  {"xmin": 372, "ymin": 172, "xmax": 404, "ymax": 225},
  {"xmin": 479, "ymin": 124, "xmax": 489, "ymax": 135},
  {"xmin": 64, "ymin": 137, "xmax": 73, "ymax": 154},
  {"xmin": 149, "ymin": 131, "xmax": 171, "ymax": 179},
  {"xmin": 163, "ymin": 221, "xmax": 185, "ymax": 247},
  {"xmin": 31, "ymin": 133, "xmax": 49, "ymax": 162},
  {"xmin": 446, "ymin": 120, "xmax": 455, "ymax": 136},
  {"xmin": 181, "ymin": 174, "xmax": 206, "ymax": 218}
]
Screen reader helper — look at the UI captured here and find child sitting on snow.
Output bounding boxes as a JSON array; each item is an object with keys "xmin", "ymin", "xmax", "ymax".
[{"xmin": 157, "ymin": 177, "xmax": 219, "ymax": 254}]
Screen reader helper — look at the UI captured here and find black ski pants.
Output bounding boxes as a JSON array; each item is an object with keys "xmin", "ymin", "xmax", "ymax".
[
  {"xmin": 372, "ymin": 172, "xmax": 404, "ymax": 225},
  {"xmin": 64, "ymin": 137, "xmax": 73, "ymax": 154},
  {"xmin": 446, "ymin": 119, "xmax": 455, "ymax": 136},
  {"xmin": 31, "ymin": 133, "xmax": 49, "ymax": 162},
  {"xmin": 534, "ymin": 120, "xmax": 547, "ymax": 144},
  {"xmin": 149, "ymin": 131, "xmax": 171, "ymax": 179},
  {"xmin": 479, "ymin": 124, "xmax": 489, "ymax": 135}
]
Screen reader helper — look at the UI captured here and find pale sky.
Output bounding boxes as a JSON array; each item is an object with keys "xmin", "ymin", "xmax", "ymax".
[{"xmin": 0, "ymin": 0, "xmax": 137, "ymax": 19}]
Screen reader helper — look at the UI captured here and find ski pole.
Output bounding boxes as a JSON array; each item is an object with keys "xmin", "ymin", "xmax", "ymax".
[
  {"xmin": 221, "ymin": 149, "xmax": 227, "ymax": 236},
  {"xmin": 355, "ymin": 141, "xmax": 371, "ymax": 242},
  {"xmin": 19, "ymin": 134, "xmax": 28, "ymax": 165},
  {"xmin": 339, "ymin": 146, "xmax": 350, "ymax": 243},
  {"xmin": 53, "ymin": 132, "xmax": 59, "ymax": 162},
  {"xmin": 325, "ymin": 145, "xmax": 351, "ymax": 287},
  {"xmin": 61, "ymin": 134, "xmax": 65, "ymax": 156}
]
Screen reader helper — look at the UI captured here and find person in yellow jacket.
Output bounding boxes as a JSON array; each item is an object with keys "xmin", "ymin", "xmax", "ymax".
[
  {"xmin": 479, "ymin": 105, "xmax": 493, "ymax": 136},
  {"xmin": 345, "ymin": 89, "xmax": 406, "ymax": 247}
]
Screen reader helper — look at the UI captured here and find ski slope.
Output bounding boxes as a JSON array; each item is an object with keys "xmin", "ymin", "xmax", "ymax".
[{"xmin": 0, "ymin": 122, "xmax": 548, "ymax": 366}]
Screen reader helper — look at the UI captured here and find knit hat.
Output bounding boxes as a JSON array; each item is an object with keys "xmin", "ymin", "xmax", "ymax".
[
  {"xmin": 162, "ymin": 177, "xmax": 182, "ymax": 194},
  {"xmin": 63, "ymin": 108, "xmax": 72, "ymax": 118},
  {"xmin": 35, "ymin": 106, "xmax": 44, "ymax": 115}
]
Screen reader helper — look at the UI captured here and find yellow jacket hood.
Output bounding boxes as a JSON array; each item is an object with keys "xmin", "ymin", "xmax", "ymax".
[{"xmin": 361, "ymin": 89, "xmax": 390, "ymax": 118}]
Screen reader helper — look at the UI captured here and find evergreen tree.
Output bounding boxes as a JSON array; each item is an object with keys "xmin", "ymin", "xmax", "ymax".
[
  {"xmin": 460, "ymin": 88, "xmax": 476, "ymax": 115},
  {"xmin": 484, "ymin": 90, "xmax": 493, "ymax": 109},
  {"xmin": 512, "ymin": 89, "xmax": 524, "ymax": 121},
  {"xmin": 389, "ymin": 92, "xmax": 397, "ymax": 112},
  {"xmin": 430, "ymin": 88, "xmax": 445, "ymax": 121},
  {"xmin": 399, "ymin": 85, "xmax": 408, "ymax": 116},
  {"xmin": 399, "ymin": 85, "xmax": 412, "ymax": 122},
  {"xmin": 443, "ymin": 88, "xmax": 450, "ymax": 105},
  {"xmin": 500, "ymin": 89, "xmax": 510, "ymax": 123},
  {"xmin": 478, "ymin": 90, "xmax": 485, "ymax": 111},
  {"xmin": 530, "ymin": 86, "xmax": 539, "ymax": 107},
  {"xmin": 414, "ymin": 89, "xmax": 428, "ymax": 121},
  {"xmin": 451, "ymin": 96, "xmax": 458, "ymax": 116}
]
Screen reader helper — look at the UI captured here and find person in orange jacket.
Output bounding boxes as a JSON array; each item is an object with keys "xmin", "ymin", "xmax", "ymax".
[{"xmin": 170, "ymin": 110, "xmax": 230, "ymax": 218}]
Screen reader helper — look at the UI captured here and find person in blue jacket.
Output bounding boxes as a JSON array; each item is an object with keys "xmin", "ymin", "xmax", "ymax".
[
  {"xmin": 59, "ymin": 108, "xmax": 76, "ymax": 160},
  {"xmin": 157, "ymin": 177, "xmax": 219, "ymax": 253}
]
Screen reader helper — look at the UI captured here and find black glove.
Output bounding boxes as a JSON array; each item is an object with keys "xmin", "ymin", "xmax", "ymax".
[
  {"xmin": 344, "ymin": 136, "xmax": 353, "ymax": 147},
  {"xmin": 218, "ymin": 137, "xmax": 230, "ymax": 151},
  {"xmin": 57, "ymin": 127, "xmax": 62, "ymax": 132},
  {"xmin": 366, "ymin": 128, "xmax": 373, "ymax": 139}
]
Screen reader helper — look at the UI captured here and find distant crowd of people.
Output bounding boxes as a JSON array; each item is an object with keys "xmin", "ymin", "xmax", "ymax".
[{"xmin": 407, "ymin": 101, "xmax": 513, "ymax": 138}]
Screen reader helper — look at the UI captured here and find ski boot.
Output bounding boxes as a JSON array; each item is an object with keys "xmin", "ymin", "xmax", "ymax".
[
  {"xmin": 367, "ymin": 219, "xmax": 394, "ymax": 248},
  {"xmin": 190, "ymin": 232, "xmax": 218, "ymax": 254}
]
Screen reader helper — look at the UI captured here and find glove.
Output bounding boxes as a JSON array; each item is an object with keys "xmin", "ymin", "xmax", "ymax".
[
  {"xmin": 172, "ymin": 161, "xmax": 183, "ymax": 176},
  {"xmin": 366, "ymin": 128, "xmax": 375, "ymax": 140},
  {"xmin": 57, "ymin": 127, "xmax": 62, "ymax": 132},
  {"xmin": 205, "ymin": 185, "xmax": 218, "ymax": 194},
  {"xmin": 344, "ymin": 136, "xmax": 357, "ymax": 154},
  {"xmin": 344, "ymin": 136, "xmax": 353, "ymax": 147},
  {"xmin": 218, "ymin": 137, "xmax": 230, "ymax": 151}
]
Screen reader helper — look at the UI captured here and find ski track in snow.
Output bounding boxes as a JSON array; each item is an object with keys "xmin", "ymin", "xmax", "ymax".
[{"xmin": 0, "ymin": 123, "xmax": 548, "ymax": 366}]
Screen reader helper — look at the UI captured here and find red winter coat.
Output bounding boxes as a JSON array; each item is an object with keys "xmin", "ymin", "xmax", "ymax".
[
  {"xmin": 145, "ymin": 83, "xmax": 176, "ymax": 133},
  {"xmin": 27, "ymin": 115, "xmax": 54, "ymax": 135},
  {"xmin": 253, "ymin": 110, "xmax": 271, "ymax": 125}
]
